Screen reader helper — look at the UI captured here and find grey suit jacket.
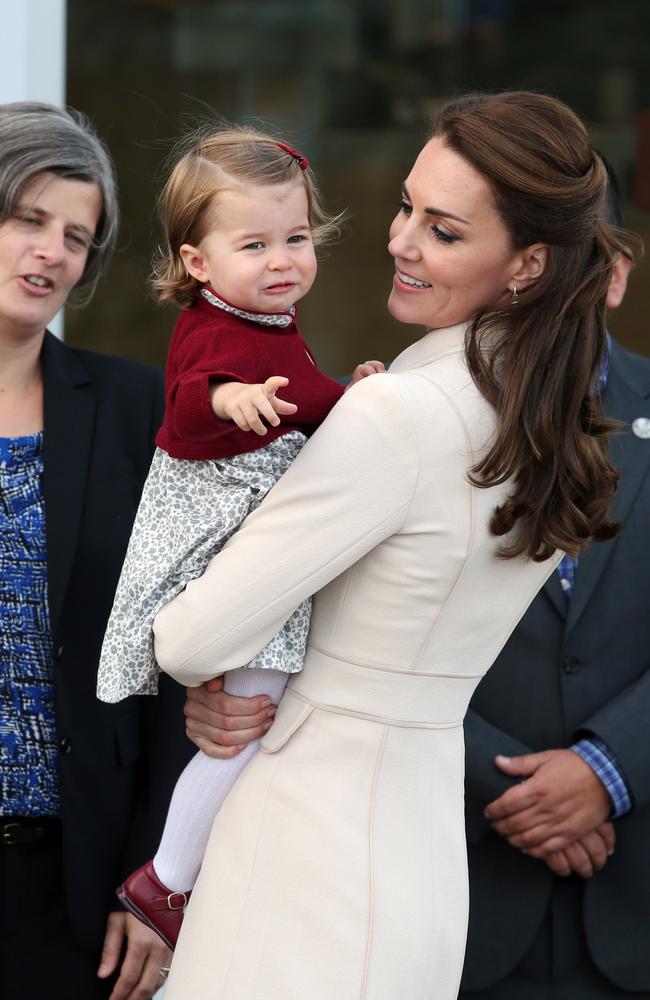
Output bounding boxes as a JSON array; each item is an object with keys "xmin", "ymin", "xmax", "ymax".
[{"xmin": 461, "ymin": 339, "xmax": 650, "ymax": 993}]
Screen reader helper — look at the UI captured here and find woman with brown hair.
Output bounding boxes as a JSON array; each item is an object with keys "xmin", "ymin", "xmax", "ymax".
[{"xmin": 153, "ymin": 91, "xmax": 631, "ymax": 1000}]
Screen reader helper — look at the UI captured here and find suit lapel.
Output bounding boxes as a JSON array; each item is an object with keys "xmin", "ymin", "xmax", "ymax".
[
  {"xmin": 567, "ymin": 341, "xmax": 650, "ymax": 634},
  {"xmin": 542, "ymin": 571, "xmax": 568, "ymax": 620},
  {"xmin": 42, "ymin": 332, "xmax": 96, "ymax": 635}
]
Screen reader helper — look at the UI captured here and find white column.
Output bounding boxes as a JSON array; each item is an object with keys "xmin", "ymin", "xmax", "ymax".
[
  {"xmin": 0, "ymin": 0, "xmax": 66, "ymax": 105},
  {"xmin": 0, "ymin": 0, "xmax": 67, "ymax": 336}
]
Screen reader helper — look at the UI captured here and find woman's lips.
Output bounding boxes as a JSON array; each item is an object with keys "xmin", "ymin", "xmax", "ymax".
[
  {"xmin": 394, "ymin": 268, "xmax": 432, "ymax": 291},
  {"xmin": 19, "ymin": 274, "xmax": 54, "ymax": 296}
]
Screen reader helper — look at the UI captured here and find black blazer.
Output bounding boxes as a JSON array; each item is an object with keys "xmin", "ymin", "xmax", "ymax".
[
  {"xmin": 461, "ymin": 340, "xmax": 650, "ymax": 993},
  {"xmin": 41, "ymin": 332, "xmax": 194, "ymax": 953}
]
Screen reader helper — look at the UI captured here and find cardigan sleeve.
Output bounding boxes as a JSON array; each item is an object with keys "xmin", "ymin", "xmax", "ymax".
[
  {"xmin": 153, "ymin": 374, "xmax": 419, "ymax": 686},
  {"xmin": 169, "ymin": 323, "xmax": 263, "ymax": 441}
]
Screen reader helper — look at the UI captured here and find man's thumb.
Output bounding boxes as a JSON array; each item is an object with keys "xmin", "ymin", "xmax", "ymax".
[{"xmin": 495, "ymin": 753, "xmax": 539, "ymax": 777}]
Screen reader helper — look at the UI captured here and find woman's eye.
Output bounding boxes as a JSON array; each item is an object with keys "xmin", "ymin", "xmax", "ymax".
[
  {"xmin": 431, "ymin": 225, "xmax": 460, "ymax": 245},
  {"xmin": 66, "ymin": 232, "xmax": 90, "ymax": 250},
  {"xmin": 396, "ymin": 200, "xmax": 412, "ymax": 216}
]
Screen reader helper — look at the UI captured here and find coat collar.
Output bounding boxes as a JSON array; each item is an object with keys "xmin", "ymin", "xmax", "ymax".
[
  {"xmin": 388, "ymin": 322, "xmax": 468, "ymax": 374},
  {"xmin": 42, "ymin": 331, "xmax": 96, "ymax": 635}
]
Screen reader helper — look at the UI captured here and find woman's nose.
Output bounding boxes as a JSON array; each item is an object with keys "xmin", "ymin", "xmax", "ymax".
[
  {"xmin": 34, "ymin": 227, "xmax": 66, "ymax": 266},
  {"xmin": 388, "ymin": 220, "xmax": 419, "ymax": 261}
]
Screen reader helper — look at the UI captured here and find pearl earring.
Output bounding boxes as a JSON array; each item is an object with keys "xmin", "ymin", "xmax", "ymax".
[{"xmin": 510, "ymin": 284, "xmax": 519, "ymax": 305}]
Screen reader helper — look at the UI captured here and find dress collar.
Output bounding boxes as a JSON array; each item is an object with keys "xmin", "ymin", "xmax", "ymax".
[
  {"xmin": 201, "ymin": 287, "xmax": 296, "ymax": 328},
  {"xmin": 388, "ymin": 322, "xmax": 469, "ymax": 374}
]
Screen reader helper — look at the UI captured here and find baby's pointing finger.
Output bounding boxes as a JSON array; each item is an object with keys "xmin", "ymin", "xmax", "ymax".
[{"xmin": 264, "ymin": 375, "xmax": 290, "ymax": 397}]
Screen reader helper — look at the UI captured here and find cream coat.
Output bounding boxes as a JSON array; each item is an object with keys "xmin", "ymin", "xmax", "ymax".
[{"xmin": 154, "ymin": 323, "xmax": 562, "ymax": 1000}]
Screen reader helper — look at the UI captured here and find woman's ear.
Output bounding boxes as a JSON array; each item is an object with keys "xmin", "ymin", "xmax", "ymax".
[
  {"xmin": 180, "ymin": 243, "xmax": 208, "ymax": 282},
  {"xmin": 512, "ymin": 243, "xmax": 549, "ymax": 289}
]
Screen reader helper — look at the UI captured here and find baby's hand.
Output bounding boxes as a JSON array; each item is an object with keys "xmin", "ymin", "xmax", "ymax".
[
  {"xmin": 211, "ymin": 376, "xmax": 298, "ymax": 435},
  {"xmin": 346, "ymin": 360, "xmax": 386, "ymax": 390}
]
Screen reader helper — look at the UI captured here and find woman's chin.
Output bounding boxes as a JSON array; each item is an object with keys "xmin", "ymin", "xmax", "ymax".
[{"xmin": 387, "ymin": 291, "xmax": 428, "ymax": 327}]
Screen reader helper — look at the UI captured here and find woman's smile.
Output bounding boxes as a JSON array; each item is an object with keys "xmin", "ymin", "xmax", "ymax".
[{"xmin": 393, "ymin": 268, "xmax": 432, "ymax": 290}]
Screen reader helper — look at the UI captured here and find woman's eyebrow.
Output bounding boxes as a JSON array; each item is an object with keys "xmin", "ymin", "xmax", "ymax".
[
  {"xmin": 401, "ymin": 183, "xmax": 470, "ymax": 225},
  {"xmin": 15, "ymin": 202, "xmax": 94, "ymax": 238}
]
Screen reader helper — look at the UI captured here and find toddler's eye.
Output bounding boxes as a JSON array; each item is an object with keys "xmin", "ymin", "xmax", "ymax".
[
  {"xmin": 287, "ymin": 234, "xmax": 309, "ymax": 244},
  {"xmin": 243, "ymin": 241, "xmax": 264, "ymax": 251}
]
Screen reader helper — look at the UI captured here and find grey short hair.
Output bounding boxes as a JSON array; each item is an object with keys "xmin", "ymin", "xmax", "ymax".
[{"xmin": 0, "ymin": 101, "xmax": 118, "ymax": 301}]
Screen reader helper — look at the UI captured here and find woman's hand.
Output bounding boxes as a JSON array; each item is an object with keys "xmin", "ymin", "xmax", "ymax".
[
  {"xmin": 184, "ymin": 677, "xmax": 278, "ymax": 758},
  {"xmin": 346, "ymin": 360, "xmax": 385, "ymax": 390},
  {"xmin": 99, "ymin": 912, "xmax": 171, "ymax": 1000},
  {"xmin": 210, "ymin": 376, "xmax": 297, "ymax": 434}
]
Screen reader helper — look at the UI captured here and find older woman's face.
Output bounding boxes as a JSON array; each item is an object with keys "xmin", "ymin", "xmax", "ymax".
[
  {"xmin": 0, "ymin": 172, "xmax": 102, "ymax": 340},
  {"xmin": 387, "ymin": 138, "xmax": 521, "ymax": 330}
]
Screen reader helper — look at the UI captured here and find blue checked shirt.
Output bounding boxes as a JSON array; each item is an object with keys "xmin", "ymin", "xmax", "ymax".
[{"xmin": 561, "ymin": 342, "xmax": 632, "ymax": 818}]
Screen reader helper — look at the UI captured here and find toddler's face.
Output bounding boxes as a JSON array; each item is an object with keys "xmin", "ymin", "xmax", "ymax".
[{"xmin": 181, "ymin": 180, "xmax": 317, "ymax": 315}]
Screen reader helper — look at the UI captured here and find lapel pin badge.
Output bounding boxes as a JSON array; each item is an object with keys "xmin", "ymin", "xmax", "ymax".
[{"xmin": 631, "ymin": 417, "xmax": 650, "ymax": 439}]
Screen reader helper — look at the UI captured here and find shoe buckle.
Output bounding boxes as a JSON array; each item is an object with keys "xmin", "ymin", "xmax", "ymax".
[{"xmin": 167, "ymin": 891, "xmax": 188, "ymax": 911}]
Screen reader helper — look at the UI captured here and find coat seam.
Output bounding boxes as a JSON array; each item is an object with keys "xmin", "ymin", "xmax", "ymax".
[{"xmin": 360, "ymin": 725, "xmax": 389, "ymax": 1000}]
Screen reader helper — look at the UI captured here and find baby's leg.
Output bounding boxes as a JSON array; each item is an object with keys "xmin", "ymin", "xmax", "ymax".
[{"xmin": 153, "ymin": 667, "xmax": 288, "ymax": 892}]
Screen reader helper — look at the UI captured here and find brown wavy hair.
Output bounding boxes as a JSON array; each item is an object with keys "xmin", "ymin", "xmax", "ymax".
[
  {"xmin": 152, "ymin": 124, "xmax": 342, "ymax": 308},
  {"xmin": 431, "ymin": 92, "xmax": 636, "ymax": 561}
]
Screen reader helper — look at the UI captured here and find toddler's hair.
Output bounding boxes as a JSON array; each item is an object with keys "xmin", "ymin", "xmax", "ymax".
[{"xmin": 152, "ymin": 123, "xmax": 341, "ymax": 307}]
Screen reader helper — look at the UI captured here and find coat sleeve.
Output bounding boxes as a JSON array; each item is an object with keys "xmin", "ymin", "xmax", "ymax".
[
  {"xmin": 153, "ymin": 375, "xmax": 419, "ymax": 686},
  {"xmin": 463, "ymin": 708, "xmax": 534, "ymax": 843}
]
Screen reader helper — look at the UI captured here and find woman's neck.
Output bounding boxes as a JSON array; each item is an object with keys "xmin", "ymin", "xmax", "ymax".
[{"xmin": 0, "ymin": 329, "xmax": 45, "ymax": 437}]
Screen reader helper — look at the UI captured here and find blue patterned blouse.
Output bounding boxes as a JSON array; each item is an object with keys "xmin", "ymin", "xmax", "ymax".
[{"xmin": 0, "ymin": 432, "xmax": 59, "ymax": 816}]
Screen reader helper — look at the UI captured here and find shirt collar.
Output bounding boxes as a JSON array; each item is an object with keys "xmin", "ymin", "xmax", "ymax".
[{"xmin": 201, "ymin": 287, "xmax": 296, "ymax": 329}]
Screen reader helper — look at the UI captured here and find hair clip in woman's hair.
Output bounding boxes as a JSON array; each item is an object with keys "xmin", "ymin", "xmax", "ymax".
[{"xmin": 277, "ymin": 141, "xmax": 309, "ymax": 171}]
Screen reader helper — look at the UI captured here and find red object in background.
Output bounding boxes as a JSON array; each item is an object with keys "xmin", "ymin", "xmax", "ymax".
[{"xmin": 635, "ymin": 111, "xmax": 650, "ymax": 211}]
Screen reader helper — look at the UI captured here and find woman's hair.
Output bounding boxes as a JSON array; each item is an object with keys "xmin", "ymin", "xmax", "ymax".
[
  {"xmin": 431, "ymin": 91, "xmax": 636, "ymax": 561},
  {"xmin": 0, "ymin": 101, "xmax": 118, "ymax": 302},
  {"xmin": 152, "ymin": 124, "xmax": 341, "ymax": 308}
]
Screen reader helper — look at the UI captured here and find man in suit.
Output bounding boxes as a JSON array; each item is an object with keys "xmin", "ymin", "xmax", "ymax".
[{"xmin": 458, "ymin": 177, "xmax": 650, "ymax": 999}]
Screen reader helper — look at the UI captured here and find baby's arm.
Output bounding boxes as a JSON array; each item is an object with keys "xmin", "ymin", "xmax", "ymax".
[
  {"xmin": 211, "ymin": 376, "xmax": 298, "ymax": 436},
  {"xmin": 346, "ymin": 360, "xmax": 386, "ymax": 390}
]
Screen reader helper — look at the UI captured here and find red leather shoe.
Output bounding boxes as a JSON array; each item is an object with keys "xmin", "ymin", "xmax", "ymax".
[{"xmin": 117, "ymin": 859, "xmax": 191, "ymax": 950}]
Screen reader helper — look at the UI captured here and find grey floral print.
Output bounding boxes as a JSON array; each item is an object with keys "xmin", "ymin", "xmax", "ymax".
[{"xmin": 97, "ymin": 432, "xmax": 309, "ymax": 703}]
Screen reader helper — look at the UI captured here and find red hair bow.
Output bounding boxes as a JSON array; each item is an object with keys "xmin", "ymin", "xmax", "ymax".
[{"xmin": 277, "ymin": 141, "xmax": 309, "ymax": 171}]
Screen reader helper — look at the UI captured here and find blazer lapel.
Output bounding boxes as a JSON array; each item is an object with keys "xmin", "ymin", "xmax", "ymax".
[
  {"xmin": 42, "ymin": 332, "xmax": 96, "ymax": 635},
  {"xmin": 567, "ymin": 340, "xmax": 650, "ymax": 634}
]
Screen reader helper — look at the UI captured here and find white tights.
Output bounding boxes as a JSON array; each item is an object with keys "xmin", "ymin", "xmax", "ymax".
[{"xmin": 153, "ymin": 667, "xmax": 288, "ymax": 892}]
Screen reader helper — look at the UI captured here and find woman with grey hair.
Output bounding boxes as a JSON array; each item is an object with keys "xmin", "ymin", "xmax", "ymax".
[{"xmin": 0, "ymin": 102, "xmax": 192, "ymax": 999}]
